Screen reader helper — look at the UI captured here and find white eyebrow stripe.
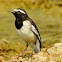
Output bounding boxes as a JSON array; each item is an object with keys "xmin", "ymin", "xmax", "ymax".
[{"xmin": 13, "ymin": 9, "xmax": 26, "ymax": 14}]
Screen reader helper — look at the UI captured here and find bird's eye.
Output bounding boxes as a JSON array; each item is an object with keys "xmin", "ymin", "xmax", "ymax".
[{"xmin": 18, "ymin": 11, "xmax": 20, "ymax": 13}]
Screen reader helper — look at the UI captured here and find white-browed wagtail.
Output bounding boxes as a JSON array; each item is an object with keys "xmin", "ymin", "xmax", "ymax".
[{"xmin": 8, "ymin": 8, "xmax": 41, "ymax": 58}]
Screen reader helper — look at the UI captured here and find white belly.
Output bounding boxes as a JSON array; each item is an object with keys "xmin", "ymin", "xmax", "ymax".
[
  {"xmin": 16, "ymin": 20, "xmax": 37, "ymax": 43},
  {"xmin": 16, "ymin": 27, "xmax": 37, "ymax": 43}
]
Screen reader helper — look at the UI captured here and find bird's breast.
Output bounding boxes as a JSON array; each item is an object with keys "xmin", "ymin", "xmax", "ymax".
[
  {"xmin": 16, "ymin": 21, "xmax": 37, "ymax": 43},
  {"xmin": 16, "ymin": 28, "xmax": 37, "ymax": 43}
]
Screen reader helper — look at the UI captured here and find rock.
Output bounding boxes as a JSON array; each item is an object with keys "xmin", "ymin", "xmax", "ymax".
[
  {"xmin": 47, "ymin": 47, "xmax": 57, "ymax": 54},
  {"xmin": 0, "ymin": 42, "xmax": 62, "ymax": 62},
  {"xmin": 32, "ymin": 52, "xmax": 48, "ymax": 62},
  {"xmin": 47, "ymin": 43, "xmax": 62, "ymax": 54},
  {"xmin": 0, "ymin": 56, "xmax": 7, "ymax": 62},
  {"xmin": 57, "ymin": 47, "xmax": 62, "ymax": 54},
  {"xmin": 54, "ymin": 43, "xmax": 62, "ymax": 47}
]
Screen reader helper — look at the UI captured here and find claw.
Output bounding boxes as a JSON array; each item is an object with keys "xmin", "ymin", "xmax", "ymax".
[{"xmin": 16, "ymin": 54, "xmax": 24, "ymax": 59}]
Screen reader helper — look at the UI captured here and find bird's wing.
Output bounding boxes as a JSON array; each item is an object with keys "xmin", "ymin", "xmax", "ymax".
[
  {"xmin": 28, "ymin": 18, "xmax": 41, "ymax": 49},
  {"xmin": 28, "ymin": 18, "xmax": 41, "ymax": 41},
  {"xmin": 31, "ymin": 25, "xmax": 40, "ymax": 40}
]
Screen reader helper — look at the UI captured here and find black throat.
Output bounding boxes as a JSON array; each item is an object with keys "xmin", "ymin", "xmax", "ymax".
[
  {"xmin": 14, "ymin": 11, "xmax": 28, "ymax": 29},
  {"xmin": 15, "ymin": 17, "xmax": 23, "ymax": 29}
]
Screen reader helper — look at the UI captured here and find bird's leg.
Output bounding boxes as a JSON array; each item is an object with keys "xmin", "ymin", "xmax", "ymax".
[
  {"xmin": 17, "ymin": 42, "xmax": 28, "ymax": 59},
  {"xmin": 21, "ymin": 42, "xmax": 28, "ymax": 57},
  {"xmin": 28, "ymin": 45, "xmax": 35, "ymax": 59}
]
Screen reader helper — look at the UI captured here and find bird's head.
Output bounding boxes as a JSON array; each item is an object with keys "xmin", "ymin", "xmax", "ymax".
[{"xmin": 8, "ymin": 8, "xmax": 28, "ymax": 20}]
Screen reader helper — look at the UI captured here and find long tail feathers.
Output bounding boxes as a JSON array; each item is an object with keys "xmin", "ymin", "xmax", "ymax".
[{"xmin": 34, "ymin": 40, "xmax": 41, "ymax": 53}]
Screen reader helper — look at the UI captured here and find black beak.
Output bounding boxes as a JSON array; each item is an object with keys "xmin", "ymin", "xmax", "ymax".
[{"xmin": 8, "ymin": 9, "xmax": 15, "ymax": 13}]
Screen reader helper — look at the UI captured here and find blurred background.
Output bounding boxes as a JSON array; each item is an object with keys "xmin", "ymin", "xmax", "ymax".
[{"xmin": 0, "ymin": 0, "xmax": 62, "ymax": 60}]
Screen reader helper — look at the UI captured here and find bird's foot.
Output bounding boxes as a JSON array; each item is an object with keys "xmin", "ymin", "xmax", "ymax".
[
  {"xmin": 28, "ymin": 53, "xmax": 32, "ymax": 59},
  {"xmin": 16, "ymin": 54, "xmax": 24, "ymax": 59}
]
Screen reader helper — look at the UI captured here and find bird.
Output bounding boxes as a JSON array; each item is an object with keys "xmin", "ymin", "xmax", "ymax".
[{"xmin": 8, "ymin": 8, "xmax": 41, "ymax": 58}]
